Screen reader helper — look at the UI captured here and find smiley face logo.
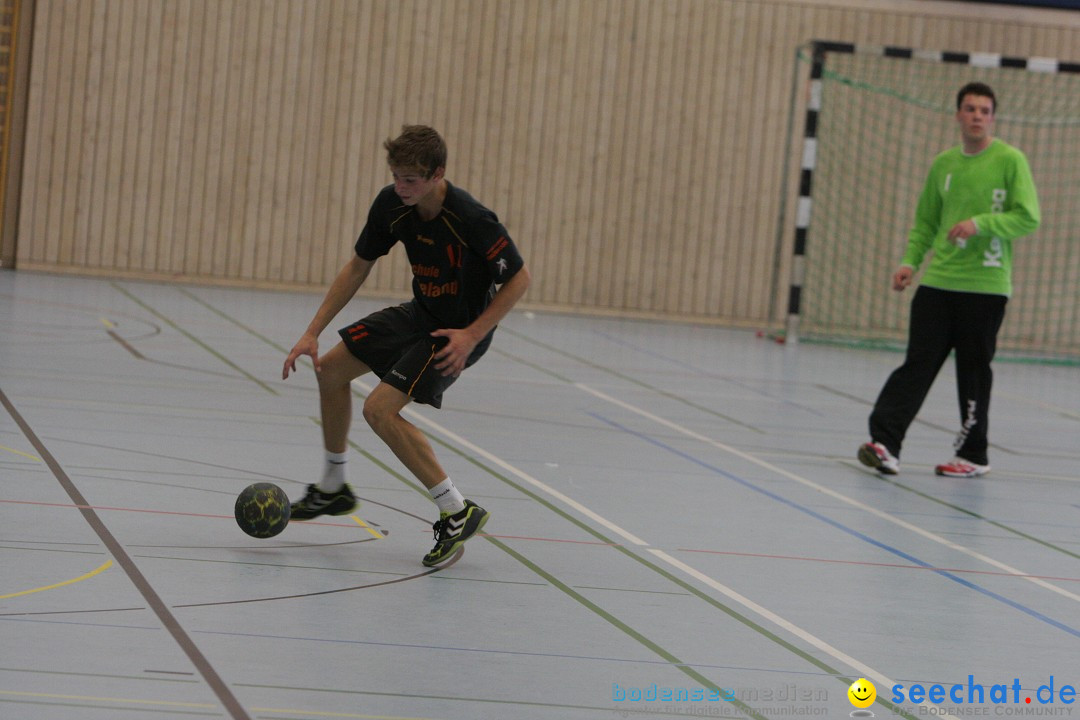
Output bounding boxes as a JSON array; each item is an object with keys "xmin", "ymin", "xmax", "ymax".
[{"xmin": 848, "ymin": 678, "xmax": 876, "ymax": 708}]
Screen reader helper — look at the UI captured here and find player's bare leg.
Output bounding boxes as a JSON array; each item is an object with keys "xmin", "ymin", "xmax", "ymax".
[
  {"xmin": 317, "ymin": 343, "xmax": 372, "ymax": 453},
  {"xmin": 289, "ymin": 343, "xmax": 369, "ymax": 520},
  {"xmin": 362, "ymin": 382, "xmax": 445, "ymax": 489},
  {"xmin": 363, "ymin": 382, "xmax": 489, "ymax": 566}
]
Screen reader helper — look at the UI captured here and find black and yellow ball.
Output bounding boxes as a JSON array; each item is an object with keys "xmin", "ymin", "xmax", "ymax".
[{"xmin": 234, "ymin": 482, "xmax": 291, "ymax": 538}]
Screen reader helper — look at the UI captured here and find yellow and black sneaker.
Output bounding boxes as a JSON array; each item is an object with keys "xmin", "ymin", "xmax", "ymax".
[
  {"xmin": 289, "ymin": 483, "xmax": 357, "ymax": 520},
  {"xmin": 422, "ymin": 500, "xmax": 490, "ymax": 566}
]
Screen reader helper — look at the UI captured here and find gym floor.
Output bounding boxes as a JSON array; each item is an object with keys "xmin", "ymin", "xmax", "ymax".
[{"xmin": 1, "ymin": 270, "xmax": 1077, "ymax": 720}]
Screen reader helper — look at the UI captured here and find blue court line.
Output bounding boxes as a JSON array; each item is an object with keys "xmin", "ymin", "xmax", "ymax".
[{"xmin": 589, "ymin": 412, "xmax": 1080, "ymax": 640}]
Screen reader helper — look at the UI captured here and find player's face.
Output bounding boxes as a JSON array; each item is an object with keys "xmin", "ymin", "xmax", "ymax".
[
  {"xmin": 390, "ymin": 165, "xmax": 443, "ymax": 205},
  {"xmin": 956, "ymin": 94, "xmax": 994, "ymax": 149}
]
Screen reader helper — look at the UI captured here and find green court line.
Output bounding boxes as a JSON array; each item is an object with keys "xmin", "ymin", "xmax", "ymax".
[
  {"xmin": 827, "ymin": 402, "xmax": 1078, "ymax": 559},
  {"xmin": 196, "ymin": 291, "xmax": 919, "ymax": 720},
  {"xmin": 488, "ymin": 536, "xmax": 772, "ymax": 720},
  {"xmin": 422, "ymin": 432, "xmax": 917, "ymax": 720},
  {"xmin": 868, "ymin": 469, "xmax": 1080, "ymax": 561},
  {"xmin": 320, "ymin": 430, "xmax": 773, "ymax": 719},
  {"xmin": 797, "ymin": 334, "xmax": 1080, "ymax": 367},
  {"xmin": 497, "ymin": 328, "xmax": 766, "ymax": 434},
  {"xmin": 177, "ymin": 287, "xmax": 289, "ymax": 353},
  {"xmin": 816, "ymin": 383, "xmax": 1021, "ymax": 455},
  {"xmin": 0, "ymin": 666, "xmax": 199, "ymax": 684},
  {"xmin": 109, "ymin": 283, "xmax": 278, "ymax": 395},
  {"xmin": 488, "ymin": 346, "xmax": 577, "ymax": 384},
  {"xmin": 414, "ymin": 383, "xmax": 930, "ymax": 719}
]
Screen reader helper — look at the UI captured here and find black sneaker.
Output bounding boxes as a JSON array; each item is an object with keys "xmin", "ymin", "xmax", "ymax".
[
  {"xmin": 289, "ymin": 483, "xmax": 357, "ymax": 520},
  {"xmin": 422, "ymin": 500, "xmax": 490, "ymax": 566}
]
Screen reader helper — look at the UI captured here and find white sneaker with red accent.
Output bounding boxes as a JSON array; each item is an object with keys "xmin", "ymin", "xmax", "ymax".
[
  {"xmin": 857, "ymin": 441, "xmax": 900, "ymax": 475},
  {"xmin": 935, "ymin": 457, "xmax": 990, "ymax": 478}
]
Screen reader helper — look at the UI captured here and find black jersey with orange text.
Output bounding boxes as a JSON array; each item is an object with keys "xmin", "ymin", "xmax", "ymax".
[{"xmin": 354, "ymin": 182, "xmax": 525, "ymax": 330}]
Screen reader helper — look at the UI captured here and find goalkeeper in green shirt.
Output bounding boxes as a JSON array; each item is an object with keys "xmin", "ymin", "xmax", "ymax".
[{"xmin": 858, "ymin": 82, "xmax": 1040, "ymax": 478}]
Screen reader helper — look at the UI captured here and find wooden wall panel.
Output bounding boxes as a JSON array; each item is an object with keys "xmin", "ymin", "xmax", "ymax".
[{"xmin": 13, "ymin": 0, "xmax": 1080, "ymax": 327}]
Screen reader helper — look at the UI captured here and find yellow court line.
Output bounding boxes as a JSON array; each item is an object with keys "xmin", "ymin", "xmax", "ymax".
[
  {"xmin": 0, "ymin": 444, "xmax": 40, "ymax": 461},
  {"xmin": 0, "ymin": 690, "xmax": 214, "ymax": 709},
  {"xmin": 350, "ymin": 515, "xmax": 383, "ymax": 539},
  {"xmin": 0, "ymin": 559, "xmax": 113, "ymax": 600}
]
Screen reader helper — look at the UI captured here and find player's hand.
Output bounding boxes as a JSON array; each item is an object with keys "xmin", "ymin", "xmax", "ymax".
[
  {"xmin": 892, "ymin": 266, "xmax": 914, "ymax": 292},
  {"xmin": 430, "ymin": 327, "xmax": 480, "ymax": 377},
  {"xmin": 283, "ymin": 334, "xmax": 320, "ymax": 379},
  {"xmin": 947, "ymin": 219, "xmax": 977, "ymax": 247}
]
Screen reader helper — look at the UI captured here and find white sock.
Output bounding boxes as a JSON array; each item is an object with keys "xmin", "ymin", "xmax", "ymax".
[
  {"xmin": 428, "ymin": 477, "xmax": 466, "ymax": 515},
  {"xmin": 319, "ymin": 450, "xmax": 348, "ymax": 493}
]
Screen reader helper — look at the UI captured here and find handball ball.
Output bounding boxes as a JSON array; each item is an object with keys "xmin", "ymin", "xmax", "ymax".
[{"xmin": 234, "ymin": 483, "xmax": 291, "ymax": 538}]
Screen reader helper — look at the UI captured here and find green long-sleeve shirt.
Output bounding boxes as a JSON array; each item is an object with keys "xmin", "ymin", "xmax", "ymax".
[{"xmin": 902, "ymin": 138, "xmax": 1040, "ymax": 297}]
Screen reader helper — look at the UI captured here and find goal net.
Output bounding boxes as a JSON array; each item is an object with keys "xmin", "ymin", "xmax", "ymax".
[{"xmin": 788, "ymin": 42, "xmax": 1080, "ymax": 361}]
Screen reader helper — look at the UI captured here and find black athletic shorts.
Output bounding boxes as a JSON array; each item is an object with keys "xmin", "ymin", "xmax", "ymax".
[{"xmin": 338, "ymin": 301, "xmax": 492, "ymax": 409}]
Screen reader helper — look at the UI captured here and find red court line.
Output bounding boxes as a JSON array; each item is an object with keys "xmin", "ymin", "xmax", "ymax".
[
  {"xmin": 9, "ymin": 497, "xmax": 1075, "ymax": 582},
  {"xmin": 482, "ymin": 533, "xmax": 619, "ymax": 546},
  {"xmin": 0, "ymin": 498, "xmax": 356, "ymax": 528}
]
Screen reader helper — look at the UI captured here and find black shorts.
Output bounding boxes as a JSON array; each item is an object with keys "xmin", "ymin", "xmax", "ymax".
[{"xmin": 338, "ymin": 301, "xmax": 492, "ymax": 409}]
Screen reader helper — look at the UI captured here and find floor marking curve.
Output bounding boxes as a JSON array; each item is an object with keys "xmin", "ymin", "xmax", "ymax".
[
  {"xmin": 0, "ymin": 559, "xmax": 113, "ymax": 600},
  {"xmin": 0, "ymin": 444, "xmax": 40, "ymax": 461},
  {"xmin": 0, "ymin": 387, "xmax": 254, "ymax": 720}
]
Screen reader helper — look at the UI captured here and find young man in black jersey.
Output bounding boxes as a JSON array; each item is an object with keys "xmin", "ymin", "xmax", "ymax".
[{"xmin": 282, "ymin": 125, "xmax": 530, "ymax": 566}]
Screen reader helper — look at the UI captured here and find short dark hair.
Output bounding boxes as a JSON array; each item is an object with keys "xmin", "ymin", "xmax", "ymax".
[
  {"xmin": 956, "ymin": 82, "xmax": 996, "ymax": 113},
  {"xmin": 383, "ymin": 125, "xmax": 447, "ymax": 178}
]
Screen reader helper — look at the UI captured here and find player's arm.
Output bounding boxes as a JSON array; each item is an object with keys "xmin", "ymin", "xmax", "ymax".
[
  {"xmin": 967, "ymin": 153, "xmax": 1041, "ymax": 241},
  {"xmin": 431, "ymin": 264, "xmax": 532, "ymax": 376},
  {"xmin": 282, "ymin": 255, "xmax": 375, "ymax": 378},
  {"xmin": 897, "ymin": 162, "xmax": 943, "ymax": 289},
  {"xmin": 892, "ymin": 265, "xmax": 915, "ymax": 292}
]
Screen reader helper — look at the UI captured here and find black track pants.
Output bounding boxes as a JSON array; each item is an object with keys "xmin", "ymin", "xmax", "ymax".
[{"xmin": 868, "ymin": 285, "xmax": 1007, "ymax": 466}]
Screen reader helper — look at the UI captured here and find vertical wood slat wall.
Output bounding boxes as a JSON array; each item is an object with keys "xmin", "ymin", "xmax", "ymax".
[
  {"xmin": 14, "ymin": 0, "xmax": 1080, "ymax": 325},
  {"xmin": 0, "ymin": 0, "xmax": 21, "ymax": 268}
]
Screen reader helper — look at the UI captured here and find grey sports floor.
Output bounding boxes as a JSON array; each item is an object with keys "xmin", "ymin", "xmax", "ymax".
[{"xmin": 2, "ymin": 269, "xmax": 1078, "ymax": 720}]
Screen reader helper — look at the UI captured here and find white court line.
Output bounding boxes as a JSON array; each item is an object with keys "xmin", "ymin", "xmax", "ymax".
[
  {"xmin": 351, "ymin": 380, "xmax": 933, "ymax": 716},
  {"xmin": 350, "ymin": 380, "xmax": 648, "ymax": 548},
  {"xmin": 649, "ymin": 548, "xmax": 899, "ymax": 695},
  {"xmin": 575, "ymin": 383, "xmax": 1080, "ymax": 605}
]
